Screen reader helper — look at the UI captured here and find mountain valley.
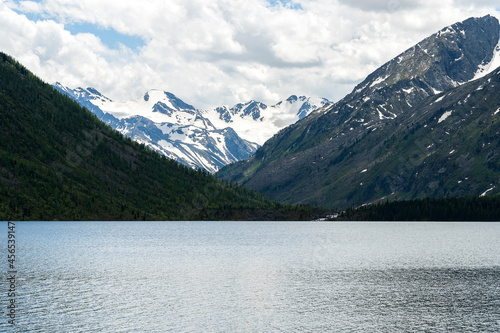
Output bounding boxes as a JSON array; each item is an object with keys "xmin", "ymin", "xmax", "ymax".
[{"xmin": 2, "ymin": 15, "xmax": 500, "ymax": 218}]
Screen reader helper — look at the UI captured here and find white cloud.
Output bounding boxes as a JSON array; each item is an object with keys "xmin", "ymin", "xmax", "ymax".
[
  {"xmin": 336, "ymin": 0, "xmax": 419, "ymax": 12},
  {"xmin": 0, "ymin": 0, "xmax": 499, "ymax": 109}
]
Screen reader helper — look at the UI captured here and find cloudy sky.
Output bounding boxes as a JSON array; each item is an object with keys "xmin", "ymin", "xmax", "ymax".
[{"xmin": 1, "ymin": 0, "xmax": 499, "ymax": 109}]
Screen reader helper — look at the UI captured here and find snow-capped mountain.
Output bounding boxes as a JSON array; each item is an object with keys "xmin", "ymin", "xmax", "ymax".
[
  {"xmin": 54, "ymin": 84, "xmax": 258, "ymax": 173},
  {"xmin": 55, "ymin": 83, "xmax": 329, "ymax": 172},
  {"xmin": 204, "ymin": 95, "xmax": 330, "ymax": 145}
]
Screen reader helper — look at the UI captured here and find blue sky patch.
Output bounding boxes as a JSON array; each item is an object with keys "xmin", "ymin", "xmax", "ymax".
[
  {"xmin": 11, "ymin": 1, "xmax": 145, "ymax": 51},
  {"xmin": 267, "ymin": 0, "xmax": 303, "ymax": 10},
  {"xmin": 67, "ymin": 23, "xmax": 146, "ymax": 51}
]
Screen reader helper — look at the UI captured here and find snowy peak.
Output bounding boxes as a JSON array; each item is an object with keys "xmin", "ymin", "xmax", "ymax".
[
  {"xmin": 231, "ymin": 100, "xmax": 267, "ymax": 120},
  {"xmin": 242, "ymin": 100, "xmax": 266, "ymax": 119},
  {"xmin": 54, "ymin": 83, "xmax": 258, "ymax": 172},
  {"xmin": 212, "ymin": 95, "xmax": 329, "ymax": 123},
  {"xmin": 55, "ymin": 83, "xmax": 330, "ymax": 171},
  {"xmin": 84, "ymin": 89, "xmax": 202, "ymax": 125},
  {"xmin": 353, "ymin": 15, "xmax": 500, "ymax": 97},
  {"xmin": 203, "ymin": 95, "xmax": 330, "ymax": 145},
  {"xmin": 54, "ymin": 83, "xmax": 112, "ymax": 103},
  {"xmin": 278, "ymin": 95, "xmax": 329, "ymax": 120},
  {"xmin": 143, "ymin": 90, "xmax": 196, "ymax": 112},
  {"xmin": 286, "ymin": 95, "xmax": 300, "ymax": 103},
  {"xmin": 323, "ymin": 15, "xmax": 500, "ymax": 130},
  {"xmin": 55, "ymin": 84, "xmax": 259, "ymax": 173}
]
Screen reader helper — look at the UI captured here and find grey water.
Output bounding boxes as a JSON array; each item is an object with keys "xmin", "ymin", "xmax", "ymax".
[{"xmin": 1, "ymin": 221, "xmax": 500, "ymax": 332}]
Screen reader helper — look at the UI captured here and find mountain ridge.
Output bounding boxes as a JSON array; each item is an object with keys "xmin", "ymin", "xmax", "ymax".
[
  {"xmin": 203, "ymin": 95, "xmax": 330, "ymax": 145},
  {"xmin": 218, "ymin": 15, "xmax": 500, "ymax": 209},
  {"xmin": 55, "ymin": 83, "xmax": 329, "ymax": 172}
]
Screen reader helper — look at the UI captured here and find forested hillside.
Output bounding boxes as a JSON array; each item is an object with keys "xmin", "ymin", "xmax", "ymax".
[
  {"xmin": 0, "ymin": 53, "xmax": 317, "ymax": 220},
  {"xmin": 342, "ymin": 196, "xmax": 500, "ymax": 221}
]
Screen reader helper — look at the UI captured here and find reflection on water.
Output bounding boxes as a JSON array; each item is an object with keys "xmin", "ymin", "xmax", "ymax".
[{"xmin": 1, "ymin": 222, "xmax": 499, "ymax": 332}]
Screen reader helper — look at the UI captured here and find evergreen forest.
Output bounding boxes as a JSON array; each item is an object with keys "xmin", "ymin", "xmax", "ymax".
[{"xmin": 342, "ymin": 196, "xmax": 500, "ymax": 221}]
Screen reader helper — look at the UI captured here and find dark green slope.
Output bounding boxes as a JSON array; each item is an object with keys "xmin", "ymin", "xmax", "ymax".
[
  {"xmin": 0, "ymin": 53, "xmax": 315, "ymax": 220},
  {"xmin": 342, "ymin": 196, "xmax": 500, "ymax": 221}
]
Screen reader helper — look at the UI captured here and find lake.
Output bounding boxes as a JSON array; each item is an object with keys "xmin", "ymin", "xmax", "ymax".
[{"xmin": 1, "ymin": 221, "xmax": 499, "ymax": 332}]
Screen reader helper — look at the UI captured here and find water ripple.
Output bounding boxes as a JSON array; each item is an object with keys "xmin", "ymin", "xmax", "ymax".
[{"xmin": 1, "ymin": 221, "xmax": 499, "ymax": 332}]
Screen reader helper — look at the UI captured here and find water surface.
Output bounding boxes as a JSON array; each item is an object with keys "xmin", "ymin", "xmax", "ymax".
[{"xmin": 1, "ymin": 222, "xmax": 499, "ymax": 332}]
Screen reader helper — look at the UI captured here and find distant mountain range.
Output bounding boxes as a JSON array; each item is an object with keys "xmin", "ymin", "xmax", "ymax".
[
  {"xmin": 218, "ymin": 15, "xmax": 500, "ymax": 209},
  {"xmin": 54, "ymin": 84, "xmax": 329, "ymax": 172}
]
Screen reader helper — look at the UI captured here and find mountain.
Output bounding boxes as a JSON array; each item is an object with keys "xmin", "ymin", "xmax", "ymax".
[
  {"xmin": 203, "ymin": 95, "xmax": 330, "ymax": 145},
  {"xmin": 55, "ymin": 84, "xmax": 329, "ymax": 172},
  {"xmin": 218, "ymin": 15, "xmax": 500, "ymax": 209},
  {"xmin": 53, "ymin": 85, "xmax": 258, "ymax": 173},
  {"xmin": 0, "ymin": 52, "xmax": 319, "ymax": 220}
]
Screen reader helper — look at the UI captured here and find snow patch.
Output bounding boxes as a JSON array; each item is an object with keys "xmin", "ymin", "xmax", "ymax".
[
  {"xmin": 431, "ymin": 87, "xmax": 442, "ymax": 94},
  {"xmin": 402, "ymin": 87, "xmax": 415, "ymax": 94},
  {"xmin": 437, "ymin": 27, "xmax": 454, "ymax": 37},
  {"xmin": 473, "ymin": 33, "xmax": 500, "ymax": 81},
  {"xmin": 438, "ymin": 110, "xmax": 453, "ymax": 123},
  {"xmin": 354, "ymin": 82, "xmax": 370, "ymax": 94},
  {"xmin": 377, "ymin": 110, "xmax": 385, "ymax": 120},
  {"xmin": 463, "ymin": 94, "xmax": 471, "ymax": 104},
  {"xmin": 480, "ymin": 186, "xmax": 495, "ymax": 197},
  {"xmin": 369, "ymin": 74, "xmax": 390, "ymax": 88},
  {"xmin": 361, "ymin": 169, "xmax": 367, "ymax": 173},
  {"xmin": 432, "ymin": 95, "xmax": 445, "ymax": 105},
  {"xmin": 494, "ymin": 108, "xmax": 500, "ymax": 116},
  {"xmin": 376, "ymin": 104, "xmax": 397, "ymax": 120}
]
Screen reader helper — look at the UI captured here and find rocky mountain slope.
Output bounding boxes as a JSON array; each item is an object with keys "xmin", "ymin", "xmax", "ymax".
[
  {"xmin": 55, "ymin": 84, "xmax": 328, "ymax": 172},
  {"xmin": 218, "ymin": 15, "xmax": 500, "ymax": 209}
]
